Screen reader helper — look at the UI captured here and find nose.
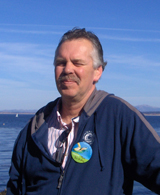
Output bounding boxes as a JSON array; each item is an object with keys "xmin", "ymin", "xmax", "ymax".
[{"xmin": 63, "ymin": 61, "xmax": 74, "ymax": 74}]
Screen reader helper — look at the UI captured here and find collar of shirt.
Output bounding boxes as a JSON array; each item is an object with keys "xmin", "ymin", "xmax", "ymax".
[
  {"xmin": 56, "ymin": 110, "xmax": 80, "ymax": 128},
  {"xmin": 56, "ymin": 99, "xmax": 80, "ymax": 127},
  {"xmin": 47, "ymin": 99, "xmax": 80, "ymax": 168}
]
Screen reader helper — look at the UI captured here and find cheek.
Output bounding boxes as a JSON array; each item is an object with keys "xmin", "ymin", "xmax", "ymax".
[
  {"xmin": 78, "ymin": 68, "xmax": 84, "ymax": 75},
  {"xmin": 76, "ymin": 68, "xmax": 86, "ymax": 79},
  {"xmin": 55, "ymin": 67, "xmax": 62, "ymax": 79},
  {"xmin": 78, "ymin": 68, "xmax": 95, "ymax": 83}
]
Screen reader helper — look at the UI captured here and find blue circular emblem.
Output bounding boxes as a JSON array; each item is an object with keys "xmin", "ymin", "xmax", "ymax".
[
  {"xmin": 71, "ymin": 142, "xmax": 92, "ymax": 163},
  {"xmin": 82, "ymin": 131, "xmax": 95, "ymax": 145}
]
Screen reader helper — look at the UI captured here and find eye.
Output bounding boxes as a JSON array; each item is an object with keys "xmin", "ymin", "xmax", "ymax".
[
  {"xmin": 74, "ymin": 62, "xmax": 82, "ymax": 66},
  {"xmin": 55, "ymin": 60, "xmax": 66, "ymax": 67},
  {"xmin": 72, "ymin": 60, "xmax": 85, "ymax": 67}
]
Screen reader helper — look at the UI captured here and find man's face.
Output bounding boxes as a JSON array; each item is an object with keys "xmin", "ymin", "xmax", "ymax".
[{"xmin": 54, "ymin": 39, "xmax": 102, "ymax": 102}]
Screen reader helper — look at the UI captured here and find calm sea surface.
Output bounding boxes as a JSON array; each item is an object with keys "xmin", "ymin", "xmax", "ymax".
[{"xmin": 0, "ymin": 114, "xmax": 160, "ymax": 194}]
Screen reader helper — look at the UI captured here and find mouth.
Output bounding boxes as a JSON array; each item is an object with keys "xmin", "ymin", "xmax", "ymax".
[
  {"xmin": 61, "ymin": 80, "xmax": 76, "ymax": 87},
  {"xmin": 58, "ymin": 75, "xmax": 80, "ymax": 85},
  {"xmin": 62, "ymin": 80, "xmax": 75, "ymax": 83}
]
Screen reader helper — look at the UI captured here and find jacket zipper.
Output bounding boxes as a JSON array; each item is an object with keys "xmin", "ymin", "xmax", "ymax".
[
  {"xmin": 57, "ymin": 144, "xmax": 75, "ymax": 194},
  {"xmin": 57, "ymin": 115, "xmax": 89, "ymax": 193},
  {"xmin": 57, "ymin": 170, "xmax": 65, "ymax": 189}
]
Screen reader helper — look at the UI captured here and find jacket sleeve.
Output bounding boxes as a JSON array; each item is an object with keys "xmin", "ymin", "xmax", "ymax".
[
  {"xmin": 6, "ymin": 123, "xmax": 30, "ymax": 195},
  {"xmin": 121, "ymin": 107, "xmax": 160, "ymax": 194}
]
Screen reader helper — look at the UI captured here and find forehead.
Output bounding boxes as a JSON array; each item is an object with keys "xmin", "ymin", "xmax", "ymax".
[{"xmin": 56, "ymin": 39, "xmax": 93, "ymax": 57}]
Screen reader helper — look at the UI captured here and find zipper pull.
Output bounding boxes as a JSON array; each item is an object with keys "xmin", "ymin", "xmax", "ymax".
[{"xmin": 57, "ymin": 170, "xmax": 65, "ymax": 189}]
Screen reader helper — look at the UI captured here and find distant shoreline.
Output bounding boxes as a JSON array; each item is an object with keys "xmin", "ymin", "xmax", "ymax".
[
  {"xmin": 143, "ymin": 112, "xmax": 160, "ymax": 116},
  {"xmin": 0, "ymin": 112, "xmax": 160, "ymax": 116},
  {"xmin": 0, "ymin": 112, "xmax": 35, "ymax": 115}
]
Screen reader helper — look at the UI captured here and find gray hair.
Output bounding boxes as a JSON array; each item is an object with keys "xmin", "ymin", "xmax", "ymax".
[{"xmin": 54, "ymin": 27, "xmax": 107, "ymax": 70}]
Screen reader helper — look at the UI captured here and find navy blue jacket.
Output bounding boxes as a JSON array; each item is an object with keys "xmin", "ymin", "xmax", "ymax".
[{"xmin": 7, "ymin": 90, "xmax": 160, "ymax": 195}]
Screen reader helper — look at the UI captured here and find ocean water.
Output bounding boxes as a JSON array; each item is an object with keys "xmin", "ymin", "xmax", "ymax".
[
  {"xmin": 0, "ymin": 114, "xmax": 34, "ymax": 192},
  {"xmin": 0, "ymin": 114, "xmax": 160, "ymax": 194}
]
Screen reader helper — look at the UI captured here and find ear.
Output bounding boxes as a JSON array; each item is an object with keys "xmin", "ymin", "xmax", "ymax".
[{"xmin": 93, "ymin": 65, "xmax": 103, "ymax": 83}]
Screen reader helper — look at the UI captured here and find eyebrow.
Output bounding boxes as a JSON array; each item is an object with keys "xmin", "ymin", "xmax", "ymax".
[
  {"xmin": 71, "ymin": 59, "xmax": 86, "ymax": 64},
  {"xmin": 54, "ymin": 58, "xmax": 66, "ymax": 64},
  {"xmin": 55, "ymin": 58, "xmax": 86, "ymax": 65}
]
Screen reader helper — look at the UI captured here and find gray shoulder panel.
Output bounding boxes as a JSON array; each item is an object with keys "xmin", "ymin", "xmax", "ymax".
[
  {"xmin": 31, "ymin": 99, "xmax": 59, "ymax": 135},
  {"xmin": 83, "ymin": 88, "xmax": 110, "ymax": 117},
  {"xmin": 111, "ymin": 95, "xmax": 160, "ymax": 143}
]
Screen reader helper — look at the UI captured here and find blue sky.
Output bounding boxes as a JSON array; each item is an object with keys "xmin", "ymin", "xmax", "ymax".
[{"xmin": 0, "ymin": 0, "xmax": 160, "ymax": 110}]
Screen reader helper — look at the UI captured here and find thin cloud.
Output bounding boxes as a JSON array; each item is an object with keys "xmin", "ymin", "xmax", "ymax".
[
  {"xmin": 1, "ymin": 24, "xmax": 160, "ymax": 33},
  {"xmin": 91, "ymin": 27, "xmax": 160, "ymax": 33},
  {"xmin": 0, "ymin": 42, "xmax": 54, "ymax": 56},
  {"xmin": 0, "ymin": 52, "xmax": 52, "ymax": 74},
  {"xmin": 0, "ymin": 78, "xmax": 28, "ymax": 88},
  {"xmin": 100, "ymin": 34, "xmax": 160, "ymax": 42},
  {"xmin": 1, "ymin": 29, "xmax": 160, "ymax": 42},
  {"xmin": 1, "ymin": 25, "xmax": 160, "ymax": 46},
  {"xmin": 0, "ymin": 23, "xmax": 73, "ymax": 29},
  {"xmin": 0, "ymin": 28, "xmax": 63, "ymax": 35},
  {"xmin": 0, "ymin": 42, "xmax": 54, "ymax": 74},
  {"xmin": 1, "ymin": 25, "xmax": 160, "ymax": 43},
  {"xmin": 107, "ymin": 54, "xmax": 160, "ymax": 68}
]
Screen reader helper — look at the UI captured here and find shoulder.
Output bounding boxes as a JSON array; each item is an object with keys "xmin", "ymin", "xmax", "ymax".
[
  {"xmin": 35, "ymin": 98, "xmax": 60, "ymax": 117},
  {"xmin": 29, "ymin": 98, "xmax": 60, "ymax": 134},
  {"xmin": 98, "ymin": 93, "xmax": 142, "ymax": 119},
  {"xmin": 102, "ymin": 94, "xmax": 136, "ymax": 110}
]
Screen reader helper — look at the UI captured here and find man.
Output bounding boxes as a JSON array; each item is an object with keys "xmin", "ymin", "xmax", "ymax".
[{"xmin": 7, "ymin": 28, "xmax": 160, "ymax": 195}]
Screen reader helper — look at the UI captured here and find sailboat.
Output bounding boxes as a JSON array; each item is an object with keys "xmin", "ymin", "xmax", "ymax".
[{"xmin": 16, "ymin": 113, "xmax": 18, "ymax": 117}]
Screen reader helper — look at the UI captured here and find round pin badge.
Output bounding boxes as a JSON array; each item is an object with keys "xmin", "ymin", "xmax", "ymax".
[
  {"xmin": 71, "ymin": 142, "xmax": 92, "ymax": 163},
  {"xmin": 82, "ymin": 131, "xmax": 95, "ymax": 145}
]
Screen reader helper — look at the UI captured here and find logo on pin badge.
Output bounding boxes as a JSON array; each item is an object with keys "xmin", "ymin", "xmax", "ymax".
[
  {"xmin": 71, "ymin": 142, "xmax": 92, "ymax": 163},
  {"xmin": 82, "ymin": 131, "xmax": 95, "ymax": 145}
]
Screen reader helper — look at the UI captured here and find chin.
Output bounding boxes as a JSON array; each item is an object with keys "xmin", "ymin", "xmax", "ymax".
[{"xmin": 59, "ymin": 90, "xmax": 77, "ymax": 98}]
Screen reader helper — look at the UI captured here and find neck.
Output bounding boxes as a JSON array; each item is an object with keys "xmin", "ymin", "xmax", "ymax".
[
  {"xmin": 59, "ymin": 99, "xmax": 84, "ymax": 125},
  {"xmin": 60, "ymin": 88, "xmax": 95, "ymax": 125}
]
